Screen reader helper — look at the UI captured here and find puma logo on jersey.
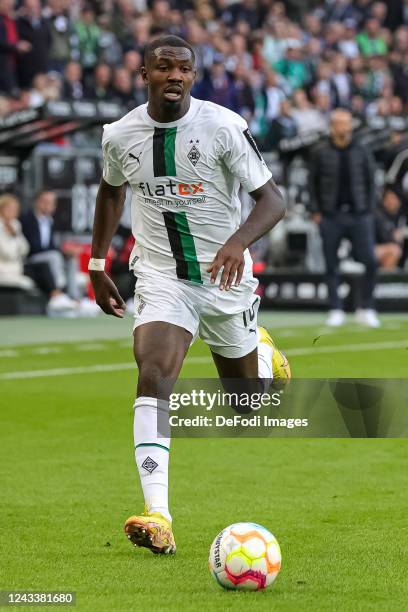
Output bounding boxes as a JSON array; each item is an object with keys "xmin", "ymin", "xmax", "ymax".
[{"xmin": 129, "ymin": 151, "xmax": 142, "ymax": 163}]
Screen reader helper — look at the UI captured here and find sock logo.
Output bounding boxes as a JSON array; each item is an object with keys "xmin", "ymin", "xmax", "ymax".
[{"xmin": 141, "ymin": 456, "xmax": 158, "ymax": 473}]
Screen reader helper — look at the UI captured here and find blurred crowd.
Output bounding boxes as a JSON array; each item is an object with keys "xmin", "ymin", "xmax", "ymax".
[{"xmin": 1, "ymin": 0, "xmax": 407, "ymax": 147}]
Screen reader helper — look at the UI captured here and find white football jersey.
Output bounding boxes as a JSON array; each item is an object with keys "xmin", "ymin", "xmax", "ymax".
[{"xmin": 102, "ymin": 97, "xmax": 272, "ymax": 287}]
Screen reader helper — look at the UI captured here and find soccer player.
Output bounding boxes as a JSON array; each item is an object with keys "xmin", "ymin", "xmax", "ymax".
[{"xmin": 89, "ymin": 35, "xmax": 289, "ymax": 555}]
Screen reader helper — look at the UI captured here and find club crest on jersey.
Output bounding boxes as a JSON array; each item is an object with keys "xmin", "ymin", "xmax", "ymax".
[{"xmin": 188, "ymin": 139, "xmax": 200, "ymax": 166}]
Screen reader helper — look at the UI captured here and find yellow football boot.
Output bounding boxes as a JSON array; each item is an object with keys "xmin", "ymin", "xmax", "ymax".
[
  {"xmin": 125, "ymin": 508, "xmax": 176, "ymax": 554},
  {"xmin": 258, "ymin": 326, "xmax": 291, "ymax": 389}
]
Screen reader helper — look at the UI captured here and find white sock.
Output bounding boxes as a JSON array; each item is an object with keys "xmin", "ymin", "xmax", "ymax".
[
  {"xmin": 133, "ymin": 396, "xmax": 171, "ymax": 523},
  {"xmin": 257, "ymin": 330, "xmax": 274, "ymax": 388}
]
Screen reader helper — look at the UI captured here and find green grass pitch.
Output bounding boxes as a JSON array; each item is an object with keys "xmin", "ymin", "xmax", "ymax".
[{"xmin": 1, "ymin": 313, "xmax": 407, "ymax": 611}]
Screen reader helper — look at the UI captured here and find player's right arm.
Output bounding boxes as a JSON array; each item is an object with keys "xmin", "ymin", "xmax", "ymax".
[
  {"xmin": 90, "ymin": 126, "xmax": 128, "ymax": 318},
  {"xmin": 89, "ymin": 179, "xmax": 127, "ymax": 317}
]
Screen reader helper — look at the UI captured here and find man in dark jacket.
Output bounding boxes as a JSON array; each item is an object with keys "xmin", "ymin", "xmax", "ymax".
[
  {"xmin": 17, "ymin": 0, "xmax": 50, "ymax": 89},
  {"xmin": 0, "ymin": 0, "xmax": 31, "ymax": 94},
  {"xmin": 20, "ymin": 191, "xmax": 76, "ymax": 311},
  {"xmin": 309, "ymin": 108, "xmax": 380, "ymax": 327}
]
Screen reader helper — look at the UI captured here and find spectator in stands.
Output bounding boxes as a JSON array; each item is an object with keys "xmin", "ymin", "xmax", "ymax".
[
  {"xmin": 0, "ymin": 192, "xmax": 77, "ymax": 314},
  {"xmin": 20, "ymin": 190, "xmax": 76, "ymax": 311},
  {"xmin": 27, "ymin": 72, "xmax": 60, "ymax": 107},
  {"xmin": 17, "ymin": 0, "xmax": 51, "ymax": 89},
  {"xmin": 264, "ymin": 69, "xmax": 285, "ymax": 123},
  {"xmin": 274, "ymin": 40, "xmax": 309, "ymax": 92},
  {"xmin": 350, "ymin": 94, "xmax": 366, "ymax": 119},
  {"xmin": 0, "ymin": 0, "xmax": 31, "ymax": 94},
  {"xmin": 370, "ymin": 2, "xmax": 388, "ymax": 27},
  {"xmin": 322, "ymin": 21, "xmax": 345, "ymax": 52},
  {"xmin": 151, "ymin": 0, "xmax": 172, "ymax": 31},
  {"xmin": 262, "ymin": 18, "xmax": 290, "ymax": 66},
  {"xmin": 314, "ymin": 61, "xmax": 332, "ymax": 99},
  {"xmin": 261, "ymin": 98, "xmax": 298, "ymax": 151},
  {"xmin": 45, "ymin": 0, "xmax": 74, "ymax": 73},
  {"xmin": 85, "ymin": 62, "xmax": 113, "ymax": 101},
  {"xmin": 309, "ymin": 109, "xmax": 379, "ymax": 327},
  {"xmin": 62, "ymin": 61, "xmax": 83, "ymax": 100},
  {"xmin": 383, "ymin": 0, "xmax": 403, "ymax": 30},
  {"xmin": 354, "ymin": 0, "xmax": 373, "ymax": 27},
  {"xmin": 72, "ymin": 5, "xmax": 100, "ymax": 81},
  {"xmin": 123, "ymin": 49, "xmax": 142, "ymax": 79},
  {"xmin": 133, "ymin": 70, "xmax": 148, "ymax": 107},
  {"xmin": 357, "ymin": 17, "xmax": 388, "ymax": 55},
  {"xmin": 365, "ymin": 54, "xmax": 392, "ymax": 99},
  {"xmin": 324, "ymin": 0, "xmax": 358, "ymax": 24},
  {"xmin": 390, "ymin": 31, "xmax": 408, "ymax": 102},
  {"xmin": 375, "ymin": 187, "xmax": 405, "ymax": 270},
  {"xmin": 225, "ymin": 32, "xmax": 252, "ymax": 72},
  {"xmin": 110, "ymin": 0, "xmax": 138, "ymax": 49},
  {"xmin": 223, "ymin": 0, "xmax": 261, "ymax": 30},
  {"xmin": 97, "ymin": 12, "xmax": 122, "ymax": 66},
  {"xmin": 0, "ymin": 94, "xmax": 11, "ymax": 115},
  {"xmin": 232, "ymin": 62, "xmax": 255, "ymax": 123},
  {"xmin": 193, "ymin": 57, "xmax": 238, "ymax": 112},
  {"xmin": 291, "ymin": 88, "xmax": 328, "ymax": 136},
  {"xmin": 330, "ymin": 54, "xmax": 352, "ymax": 108},
  {"xmin": 0, "ymin": 193, "xmax": 32, "ymax": 289},
  {"xmin": 386, "ymin": 141, "xmax": 408, "ymax": 209},
  {"xmin": 112, "ymin": 66, "xmax": 136, "ymax": 109},
  {"xmin": 338, "ymin": 20, "xmax": 360, "ymax": 58}
]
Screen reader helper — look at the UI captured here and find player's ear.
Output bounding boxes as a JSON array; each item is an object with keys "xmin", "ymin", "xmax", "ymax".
[{"xmin": 140, "ymin": 66, "xmax": 148, "ymax": 84}]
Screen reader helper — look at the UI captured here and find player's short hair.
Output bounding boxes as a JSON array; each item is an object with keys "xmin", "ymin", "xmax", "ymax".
[{"xmin": 143, "ymin": 35, "xmax": 195, "ymax": 66}]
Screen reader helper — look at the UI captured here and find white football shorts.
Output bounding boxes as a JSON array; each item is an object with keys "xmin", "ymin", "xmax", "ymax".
[{"xmin": 133, "ymin": 270, "xmax": 260, "ymax": 358}]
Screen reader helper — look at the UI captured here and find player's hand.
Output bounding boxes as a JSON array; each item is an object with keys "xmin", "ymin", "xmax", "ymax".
[
  {"xmin": 89, "ymin": 271, "xmax": 126, "ymax": 318},
  {"xmin": 207, "ymin": 236, "xmax": 245, "ymax": 291},
  {"xmin": 312, "ymin": 213, "xmax": 322, "ymax": 224}
]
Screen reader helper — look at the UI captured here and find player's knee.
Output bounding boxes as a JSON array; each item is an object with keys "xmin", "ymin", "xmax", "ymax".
[{"xmin": 137, "ymin": 362, "xmax": 172, "ymax": 397}]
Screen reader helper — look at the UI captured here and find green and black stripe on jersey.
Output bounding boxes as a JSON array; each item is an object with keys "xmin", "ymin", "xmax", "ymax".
[
  {"xmin": 153, "ymin": 127, "xmax": 202, "ymax": 284},
  {"xmin": 163, "ymin": 211, "xmax": 202, "ymax": 284},
  {"xmin": 153, "ymin": 127, "xmax": 177, "ymax": 176}
]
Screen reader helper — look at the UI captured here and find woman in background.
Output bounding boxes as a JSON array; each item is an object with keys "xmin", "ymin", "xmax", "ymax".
[{"xmin": 0, "ymin": 193, "xmax": 33, "ymax": 289}]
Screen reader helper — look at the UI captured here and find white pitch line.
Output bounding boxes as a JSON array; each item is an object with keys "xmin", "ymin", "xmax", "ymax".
[
  {"xmin": 0, "ymin": 340, "xmax": 406, "ymax": 380},
  {"xmin": 0, "ymin": 349, "xmax": 18, "ymax": 358},
  {"xmin": 0, "ymin": 356, "xmax": 211, "ymax": 380},
  {"xmin": 76, "ymin": 343, "xmax": 105, "ymax": 351},
  {"xmin": 31, "ymin": 347, "xmax": 62, "ymax": 355},
  {"xmin": 285, "ymin": 339, "xmax": 408, "ymax": 357}
]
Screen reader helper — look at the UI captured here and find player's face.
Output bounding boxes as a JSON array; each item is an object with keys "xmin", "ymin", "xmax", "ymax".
[{"xmin": 142, "ymin": 47, "xmax": 196, "ymax": 108}]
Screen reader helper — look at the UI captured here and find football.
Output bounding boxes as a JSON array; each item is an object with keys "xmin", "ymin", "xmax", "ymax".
[{"xmin": 209, "ymin": 522, "xmax": 281, "ymax": 591}]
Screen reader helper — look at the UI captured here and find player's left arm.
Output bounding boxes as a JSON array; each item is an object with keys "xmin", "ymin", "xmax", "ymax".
[
  {"xmin": 208, "ymin": 121, "xmax": 285, "ymax": 290},
  {"xmin": 208, "ymin": 179, "xmax": 285, "ymax": 290}
]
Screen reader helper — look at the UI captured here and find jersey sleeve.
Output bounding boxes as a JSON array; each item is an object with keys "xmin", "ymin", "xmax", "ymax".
[
  {"xmin": 217, "ymin": 120, "xmax": 272, "ymax": 193},
  {"xmin": 102, "ymin": 125, "xmax": 127, "ymax": 186}
]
